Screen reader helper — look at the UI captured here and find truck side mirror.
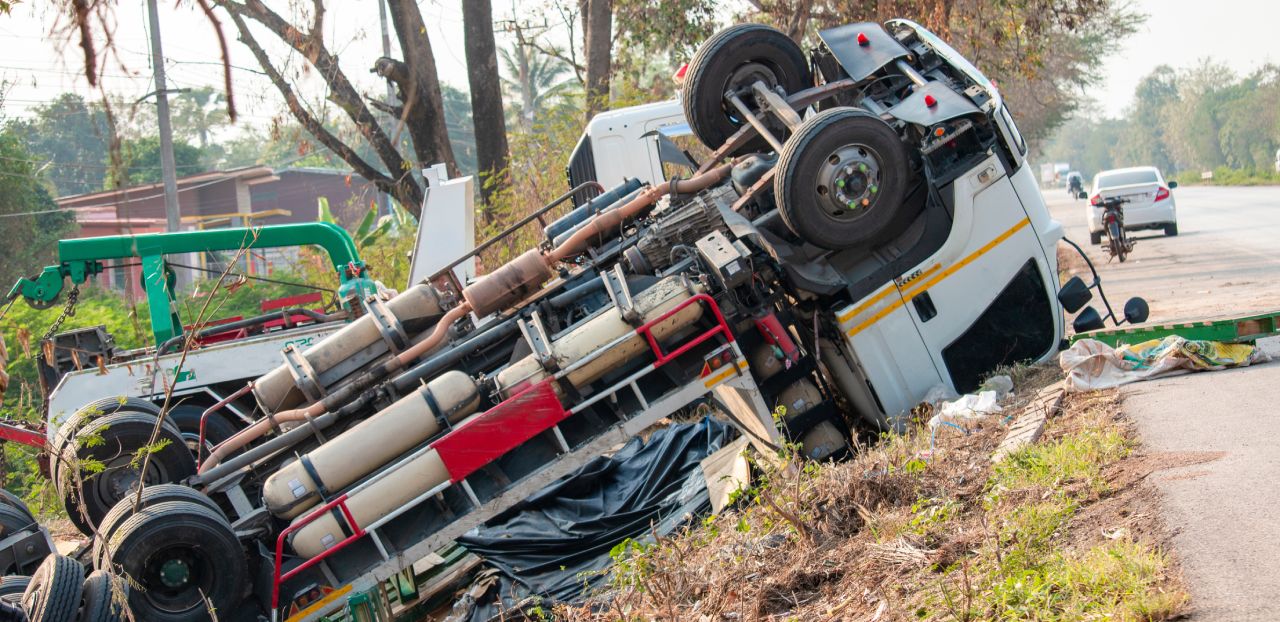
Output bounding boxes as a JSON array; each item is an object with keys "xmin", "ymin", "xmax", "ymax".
[
  {"xmin": 1056, "ymin": 276, "xmax": 1092, "ymax": 313},
  {"xmin": 1072, "ymin": 306, "xmax": 1105, "ymax": 333},
  {"xmin": 1123, "ymin": 297, "xmax": 1150, "ymax": 325},
  {"xmin": 1168, "ymin": 180, "xmax": 1178, "ymax": 189}
]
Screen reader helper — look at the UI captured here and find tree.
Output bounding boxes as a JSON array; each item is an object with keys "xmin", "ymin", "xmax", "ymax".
[
  {"xmin": 109, "ymin": 137, "xmax": 204, "ymax": 187},
  {"xmin": 0, "ymin": 129, "xmax": 77, "ymax": 288},
  {"xmin": 7, "ymin": 94, "xmax": 109, "ymax": 196},
  {"xmin": 213, "ymin": 0, "xmax": 457, "ymax": 218},
  {"xmin": 462, "ymin": 0, "xmax": 511, "ymax": 205},
  {"xmin": 583, "ymin": 0, "xmax": 613, "ymax": 113},
  {"xmin": 500, "ymin": 40, "xmax": 575, "ymax": 131}
]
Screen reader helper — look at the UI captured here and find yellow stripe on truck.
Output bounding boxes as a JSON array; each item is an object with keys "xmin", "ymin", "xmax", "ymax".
[{"xmin": 845, "ymin": 217, "xmax": 1032, "ymax": 338}]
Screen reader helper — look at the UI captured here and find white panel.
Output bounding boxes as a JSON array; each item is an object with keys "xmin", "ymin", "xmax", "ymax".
[{"xmin": 409, "ymin": 165, "xmax": 476, "ymax": 286}]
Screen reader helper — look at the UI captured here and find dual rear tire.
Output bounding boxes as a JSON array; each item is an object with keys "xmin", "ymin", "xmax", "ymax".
[{"xmin": 683, "ymin": 25, "xmax": 920, "ymax": 251}]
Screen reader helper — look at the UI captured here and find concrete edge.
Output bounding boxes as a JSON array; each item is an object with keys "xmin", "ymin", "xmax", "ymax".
[{"xmin": 992, "ymin": 380, "xmax": 1066, "ymax": 463}]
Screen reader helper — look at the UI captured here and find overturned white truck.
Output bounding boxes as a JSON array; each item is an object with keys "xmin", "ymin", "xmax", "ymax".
[{"xmin": 46, "ymin": 19, "xmax": 1132, "ymax": 622}]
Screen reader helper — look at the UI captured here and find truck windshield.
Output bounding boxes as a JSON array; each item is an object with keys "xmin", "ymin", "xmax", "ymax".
[{"xmin": 886, "ymin": 18, "xmax": 1001, "ymax": 109}]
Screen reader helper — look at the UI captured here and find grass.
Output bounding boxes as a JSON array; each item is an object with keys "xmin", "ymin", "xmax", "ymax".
[
  {"xmin": 555, "ymin": 374, "xmax": 1187, "ymax": 621},
  {"xmin": 1172, "ymin": 167, "xmax": 1280, "ymax": 187}
]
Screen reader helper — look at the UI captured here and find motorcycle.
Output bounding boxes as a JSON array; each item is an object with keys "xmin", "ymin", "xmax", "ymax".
[
  {"xmin": 1100, "ymin": 196, "xmax": 1133, "ymax": 262},
  {"xmin": 1067, "ymin": 176, "xmax": 1084, "ymax": 197}
]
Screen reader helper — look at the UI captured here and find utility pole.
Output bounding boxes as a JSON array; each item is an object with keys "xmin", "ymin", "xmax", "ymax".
[
  {"xmin": 146, "ymin": 0, "xmax": 181, "ymax": 233},
  {"xmin": 377, "ymin": 0, "xmax": 395, "ymax": 216}
]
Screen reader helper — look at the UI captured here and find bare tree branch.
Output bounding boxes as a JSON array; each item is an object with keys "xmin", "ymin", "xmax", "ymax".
[{"xmin": 222, "ymin": 7, "xmax": 423, "ymax": 211}]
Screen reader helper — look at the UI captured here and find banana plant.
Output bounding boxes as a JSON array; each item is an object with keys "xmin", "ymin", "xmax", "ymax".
[{"xmin": 317, "ymin": 197, "xmax": 416, "ymax": 246}]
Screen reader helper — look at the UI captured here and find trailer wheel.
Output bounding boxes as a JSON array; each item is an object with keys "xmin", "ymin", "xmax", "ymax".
[
  {"xmin": 21, "ymin": 554, "xmax": 84, "ymax": 622},
  {"xmin": 59, "ymin": 412, "xmax": 195, "ymax": 536},
  {"xmin": 166, "ymin": 405, "xmax": 238, "ymax": 462},
  {"xmin": 94, "ymin": 484, "xmax": 226, "ymax": 572},
  {"xmin": 682, "ymin": 23, "xmax": 812, "ymax": 154},
  {"xmin": 52, "ymin": 398, "xmax": 168, "ymax": 485},
  {"xmin": 0, "ymin": 575, "xmax": 29, "ymax": 599},
  {"xmin": 78, "ymin": 571, "xmax": 128, "ymax": 622},
  {"xmin": 0, "ymin": 491, "xmax": 34, "ymax": 529},
  {"xmin": 105, "ymin": 500, "xmax": 246, "ymax": 622},
  {"xmin": 775, "ymin": 107, "xmax": 920, "ymax": 250}
]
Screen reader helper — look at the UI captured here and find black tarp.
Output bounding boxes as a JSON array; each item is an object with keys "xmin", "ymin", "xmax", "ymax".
[{"xmin": 452, "ymin": 417, "xmax": 737, "ymax": 620}]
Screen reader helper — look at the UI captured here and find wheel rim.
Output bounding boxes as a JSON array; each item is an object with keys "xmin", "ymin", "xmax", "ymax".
[
  {"xmin": 93, "ymin": 454, "xmax": 170, "ymax": 511},
  {"xmin": 814, "ymin": 143, "xmax": 884, "ymax": 222},
  {"xmin": 142, "ymin": 546, "xmax": 213, "ymax": 614}
]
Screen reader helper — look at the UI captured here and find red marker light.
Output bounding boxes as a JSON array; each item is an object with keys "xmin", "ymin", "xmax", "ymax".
[
  {"xmin": 673, "ymin": 63, "xmax": 689, "ymax": 84},
  {"xmin": 924, "ymin": 94, "xmax": 938, "ymax": 108},
  {"xmin": 857, "ymin": 32, "xmax": 870, "ymax": 46},
  {"xmin": 1090, "ymin": 195, "xmax": 1102, "ymax": 206},
  {"xmin": 1154, "ymin": 187, "xmax": 1170, "ymax": 202}
]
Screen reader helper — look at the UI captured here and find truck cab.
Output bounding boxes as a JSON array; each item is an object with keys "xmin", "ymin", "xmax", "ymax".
[{"xmin": 569, "ymin": 19, "xmax": 1066, "ymax": 427}]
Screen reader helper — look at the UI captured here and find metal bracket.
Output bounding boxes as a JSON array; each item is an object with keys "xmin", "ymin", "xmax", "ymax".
[
  {"xmin": 602, "ymin": 264, "xmax": 641, "ymax": 326},
  {"xmin": 751, "ymin": 81, "xmax": 804, "ymax": 130},
  {"xmin": 282, "ymin": 344, "xmax": 326, "ymax": 402},
  {"xmin": 727, "ymin": 91, "xmax": 786, "ymax": 153},
  {"xmin": 362, "ymin": 296, "xmax": 409, "ymax": 354},
  {"xmin": 517, "ymin": 311, "xmax": 557, "ymax": 371}
]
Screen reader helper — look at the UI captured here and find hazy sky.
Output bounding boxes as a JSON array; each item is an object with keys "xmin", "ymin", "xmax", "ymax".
[{"xmin": 0, "ymin": 0, "xmax": 1276, "ymax": 130}]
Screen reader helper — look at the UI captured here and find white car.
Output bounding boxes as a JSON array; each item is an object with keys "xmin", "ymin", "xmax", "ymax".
[{"xmin": 1086, "ymin": 166, "xmax": 1178, "ymax": 244}]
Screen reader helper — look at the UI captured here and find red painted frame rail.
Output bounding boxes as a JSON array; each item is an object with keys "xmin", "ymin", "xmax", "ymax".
[
  {"xmin": 638, "ymin": 293, "xmax": 735, "ymax": 367},
  {"xmin": 272, "ymin": 494, "xmax": 366, "ymax": 614}
]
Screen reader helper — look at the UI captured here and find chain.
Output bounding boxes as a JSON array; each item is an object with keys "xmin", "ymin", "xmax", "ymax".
[{"xmin": 35, "ymin": 285, "xmax": 79, "ymax": 363}]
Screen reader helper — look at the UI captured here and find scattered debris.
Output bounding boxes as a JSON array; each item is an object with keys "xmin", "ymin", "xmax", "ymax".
[{"xmin": 1062, "ymin": 336, "xmax": 1266, "ymax": 391}]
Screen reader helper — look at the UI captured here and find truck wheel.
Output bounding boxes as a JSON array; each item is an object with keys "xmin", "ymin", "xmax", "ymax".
[
  {"xmin": 94, "ymin": 484, "xmax": 226, "ymax": 572},
  {"xmin": 0, "ymin": 489, "xmax": 35, "ymax": 525},
  {"xmin": 59, "ymin": 412, "xmax": 194, "ymax": 536},
  {"xmin": 1089, "ymin": 230, "xmax": 1103, "ymax": 245},
  {"xmin": 52, "ymin": 397, "xmax": 166, "ymax": 485},
  {"xmin": 78, "ymin": 571, "xmax": 128, "ymax": 622},
  {"xmin": 105, "ymin": 500, "xmax": 246, "ymax": 622},
  {"xmin": 0, "ymin": 575, "xmax": 29, "ymax": 599},
  {"xmin": 775, "ymin": 107, "xmax": 920, "ymax": 250},
  {"xmin": 21, "ymin": 554, "xmax": 84, "ymax": 622},
  {"xmin": 166, "ymin": 405, "xmax": 238, "ymax": 463},
  {"xmin": 682, "ymin": 23, "xmax": 812, "ymax": 154}
]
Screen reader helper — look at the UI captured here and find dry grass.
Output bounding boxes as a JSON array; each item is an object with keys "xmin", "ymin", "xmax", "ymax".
[{"xmin": 555, "ymin": 367, "xmax": 1187, "ymax": 621}]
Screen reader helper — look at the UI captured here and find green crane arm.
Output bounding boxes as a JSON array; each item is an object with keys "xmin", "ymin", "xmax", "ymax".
[{"xmin": 7, "ymin": 222, "xmax": 375, "ymax": 347}]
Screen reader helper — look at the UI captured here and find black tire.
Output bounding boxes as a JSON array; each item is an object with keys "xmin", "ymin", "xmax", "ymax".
[
  {"xmin": 1164, "ymin": 222, "xmax": 1178, "ymax": 236},
  {"xmin": 0, "ymin": 504, "xmax": 38, "ymax": 574},
  {"xmin": 165, "ymin": 405, "xmax": 238, "ymax": 464},
  {"xmin": 52, "ymin": 398, "xmax": 165, "ymax": 485},
  {"xmin": 1108, "ymin": 220, "xmax": 1126, "ymax": 262},
  {"xmin": 59, "ymin": 412, "xmax": 195, "ymax": 536},
  {"xmin": 105, "ymin": 500, "xmax": 246, "ymax": 622},
  {"xmin": 0, "ymin": 576, "xmax": 29, "ymax": 598},
  {"xmin": 21, "ymin": 555, "xmax": 84, "ymax": 622},
  {"xmin": 682, "ymin": 23, "xmax": 812, "ymax": 154},
  {"xmin": 0, "ymin": 490, "xmax": 34, "ymax": 525},
  {"xmin": 775, "ymin": 107, "xmax": 921, "ymax": 250},
  {"xmin": 79, "ymin": 571, "xmax": 128, "ymax": 622},
  {"xmin": 94, "ymin": 484, "xmax": 225, "ymax": 572},
  {"xmin": 1089, "ymin": 230, "xmax": 1103, "ymax": 245}
]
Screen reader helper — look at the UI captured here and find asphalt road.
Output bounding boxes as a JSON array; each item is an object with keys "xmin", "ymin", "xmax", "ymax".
[
  {"xmin": 1046, "ymin": 185, "xmax": 1280, "ymax": 321},
  {"xmin": 1046, "ymin": 185, "xmax": 1280, "ymax": 621}
]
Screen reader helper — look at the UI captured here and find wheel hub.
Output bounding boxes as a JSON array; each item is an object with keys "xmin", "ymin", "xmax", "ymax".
[
  {"xmin": 816, "ymin": 144, "xmax": 882, "ymax": 220},
  {"xmin": 159, "ymin": 558, "xmax": 191, "ymax": 588}
]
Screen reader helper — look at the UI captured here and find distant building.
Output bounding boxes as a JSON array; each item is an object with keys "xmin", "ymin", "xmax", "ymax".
[{"xmin": 56, "ymin": 166, "xmax": 380, "ymax": 298}]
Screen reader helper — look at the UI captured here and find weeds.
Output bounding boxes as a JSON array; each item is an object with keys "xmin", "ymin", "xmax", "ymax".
[{"xmin": 560, "ymin": 379, "xmax": 1186, "ymax": 621}]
